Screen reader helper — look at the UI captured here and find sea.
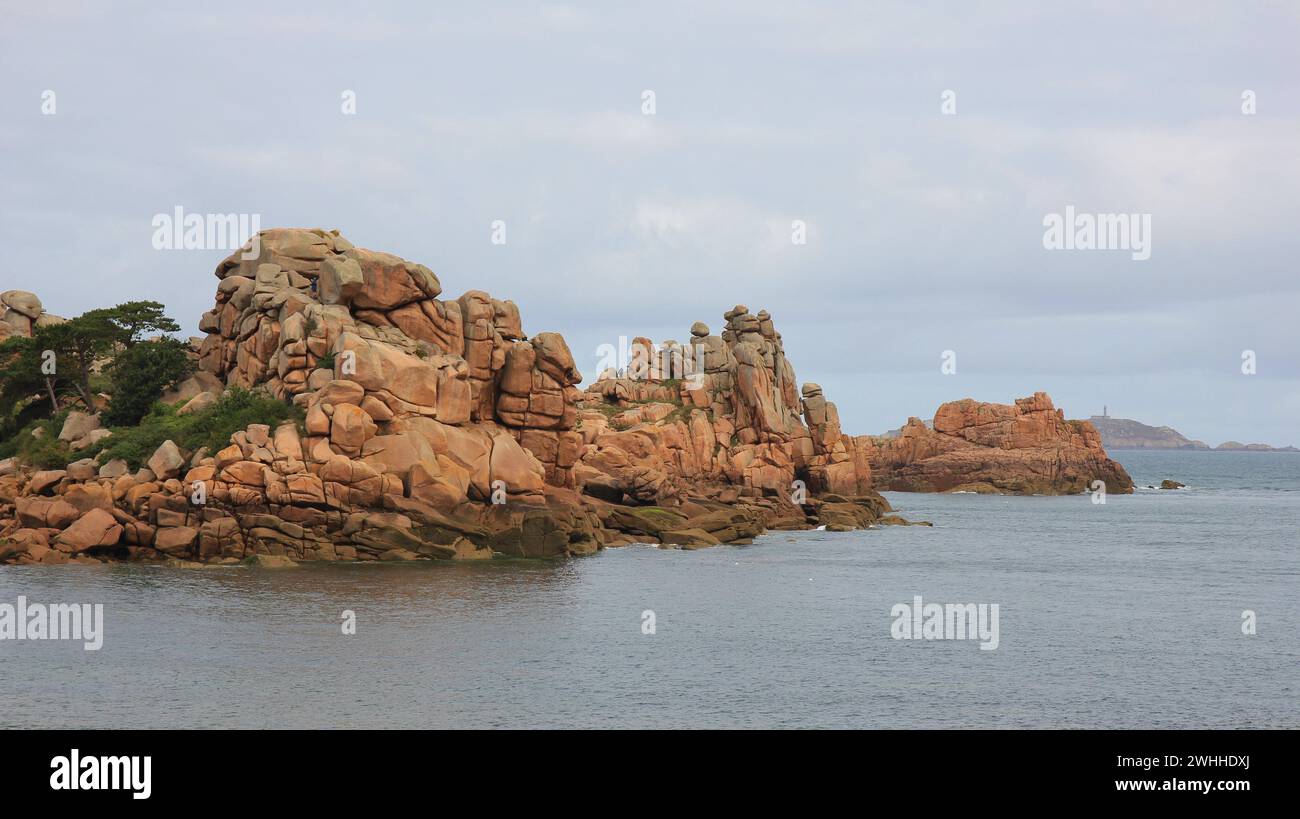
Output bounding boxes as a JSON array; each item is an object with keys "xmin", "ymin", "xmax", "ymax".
[{"xmin": 1, "ymin": 450, "xmax": 1295, "ymax": 728}]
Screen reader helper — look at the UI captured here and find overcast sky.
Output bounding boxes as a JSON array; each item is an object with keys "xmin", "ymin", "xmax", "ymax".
[{"xmin": 2, "ymin": 1, "xmax": 1297, "ymax": 445}]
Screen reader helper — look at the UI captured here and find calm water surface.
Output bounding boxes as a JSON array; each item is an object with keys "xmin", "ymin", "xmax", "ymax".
[{"xmin": 1, "ymin": 451, "xmax": 1295, "ymax": 728}]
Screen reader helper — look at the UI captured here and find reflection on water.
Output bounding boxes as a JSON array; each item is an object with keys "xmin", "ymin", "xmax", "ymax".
[{"xmin": 1, "ymin": 451, "xmax": 1297, "ymax": 728}]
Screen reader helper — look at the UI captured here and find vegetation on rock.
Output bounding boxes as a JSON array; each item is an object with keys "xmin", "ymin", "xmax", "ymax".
[{"xmin": 88, "ymin": 389, "xmax": 303, "ymax": 469}]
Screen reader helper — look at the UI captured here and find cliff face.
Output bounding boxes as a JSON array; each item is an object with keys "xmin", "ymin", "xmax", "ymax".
[{"xmin": 870, "ymin": 393, "xmax": 1134, "ymax": 495}]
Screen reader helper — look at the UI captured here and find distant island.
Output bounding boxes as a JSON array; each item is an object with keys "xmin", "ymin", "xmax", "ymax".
[{"xmin": 1088, "ymin": 412, "xmax": 1297, "ymax": 452}]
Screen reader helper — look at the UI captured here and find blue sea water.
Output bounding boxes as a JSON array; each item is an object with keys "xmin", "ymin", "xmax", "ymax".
[{"xmin": 0, "ymin": 451, "xmax": 1295, "ymax": 728}]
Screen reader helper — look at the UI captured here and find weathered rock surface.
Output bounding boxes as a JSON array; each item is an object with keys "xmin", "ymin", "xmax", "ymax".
[{"xmin": 869, "ymin": 393, "xmax": 1134, "ymax": 495}]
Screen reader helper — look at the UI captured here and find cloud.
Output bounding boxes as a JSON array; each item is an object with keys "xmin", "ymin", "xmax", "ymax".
[{"xmin": 1, "ymin": 1, "xmax": 1296, "ymax": 445}]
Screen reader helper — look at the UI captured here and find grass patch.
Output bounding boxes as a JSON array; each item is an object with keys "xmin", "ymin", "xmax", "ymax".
[
  {"xmin": 592, "ymin": 402, "xmax": 627, "ymax": 418},
  {"xmin": 665, "ymin": 403, "xmax": 708, "ymax": 425}
]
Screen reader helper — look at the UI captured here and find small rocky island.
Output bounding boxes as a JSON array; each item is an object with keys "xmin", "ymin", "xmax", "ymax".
[
  {"xmin": 0, "ymin": 228, "xmax": 1131, "ymax": 565},
  {"xmin": 870, "ymin": 394, "xmax": 1134, "ymax": 494}
]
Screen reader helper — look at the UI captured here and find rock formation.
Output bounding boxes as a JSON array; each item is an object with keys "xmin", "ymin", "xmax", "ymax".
[
  {"xmin": 869, "ymin": 393, "xmax": 1134, "ymax": 494},
  {"xmin": 1, "ymin": 228, "xmax": 1139, "ymax": 566},
  {"xmin": 576, "ymin": 307, "xmax": 873, "ymax": 506},
  {"xmin": 0, "ymin": 229, "xmax": 892, "ymax": 565}
]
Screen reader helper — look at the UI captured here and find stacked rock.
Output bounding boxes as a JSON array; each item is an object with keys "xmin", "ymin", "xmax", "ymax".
[
  {"xmin": 0, "ymin": 290, "xmax": 65, "ymax": 339},
  {"xmin": 798, "ymin": 383, "xmax": 874, "ymax": 496},
  {"xmin": 579, "ymin": 306, "xmax": 872, "ymax": 501},
  {"xmin": 195, "ymin": 228, "xmax": 585, "ymax": 493}
]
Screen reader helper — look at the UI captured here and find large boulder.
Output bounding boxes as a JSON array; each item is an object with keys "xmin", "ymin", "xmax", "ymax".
[
  {"xmin": 1, "ymin": 290, "xmax": 43, "ymax": 319},
  {"xmin": 16, "ymin": 496, "xmax": 80, "ymax": 529},
  {"xmin": 488, "ymin": 432, "xmax": 546, "ymax": 497},
  {"xmin": 55, "ymin": 508, "xmax": 123, "ymax": 552},
  {"xmin": 154, "ymin": 526, "xmax": 199, "ymax": 555},
  {"xmin": 148, "ymin": 440, "xmax": 185, "ymax": 480},
  {"xmin": 318, "ymin": 255, "xmax": 365, "ymax": 305},
  {"xmin": 58, "ymin": 411, "xmax": 100, "ymax": 443},
  {"xmin": 345, "ymin": 248, "xmax": 441, "ymax": 310}
]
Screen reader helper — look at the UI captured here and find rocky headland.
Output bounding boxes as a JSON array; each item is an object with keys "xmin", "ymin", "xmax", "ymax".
[
  {"xmin": 0, "ymin": 228, "xmax": 1130, "ymax": 565},
  {"xmin": 1088, "ymin": 414, "xmax": 1297, "ymax": 452},
  {"xmin": 1085, "ymin": 415, "xmax": 1209, "ymax": 450}
]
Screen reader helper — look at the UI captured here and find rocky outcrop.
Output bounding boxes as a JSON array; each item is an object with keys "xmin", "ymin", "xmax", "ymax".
[
  {"xmin": 0, "ymin": 416, "xmax": 893, "ymax": 564},
  {"xmin": 869, "ymin": 393, "xmax": 1133, "ymax": 495},
  {"xmin": 577, "ymin": 307, "xmax": 873, "ymax": 507},
  {"xmin": 0, "ymin": 229, "xmax": 895, "ymax": 565},
  {"xmin": 194, "ymin": 228, "xmax": 585, "ymax": 490},
  {"xmin": 1087, "ymin": 415, "xmax": 1210, "ymax": 450}
]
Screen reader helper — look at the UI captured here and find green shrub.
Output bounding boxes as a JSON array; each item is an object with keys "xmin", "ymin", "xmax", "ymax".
[
  {"xmin": 84, "ymin": 403, "xmax": 188, "ymax": 468},
  {"xmin": 0, "ymin": 414, "xmax": 75, "ymax": 468},
  {"xmin": 102, "ymin": 337, "xmax": 194, "ymax": 427},
  {"xmin": 0, "ymin": 397, "xmax": 60, "ymax": 448},
  {"xmin": 22, "ymin": 431, "xmax": 76, "ymax": 469},
  {"xmin": 87, "ymin": 388, "xmax": 304, "ymax": 469},
  {"xmin": 186, "ymin": 388, "xmax": 303, "ymax": 453}
]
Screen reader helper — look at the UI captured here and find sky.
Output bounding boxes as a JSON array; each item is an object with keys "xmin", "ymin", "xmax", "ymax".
[{"xmin": 1, "ymin": 1, "xmax": 1297, "ymax": 445}]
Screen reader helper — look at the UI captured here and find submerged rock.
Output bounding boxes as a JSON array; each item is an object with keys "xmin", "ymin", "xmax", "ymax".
[{"xmin": 241, "ymin": 554, "xmax": 299, "ymax": 569}]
